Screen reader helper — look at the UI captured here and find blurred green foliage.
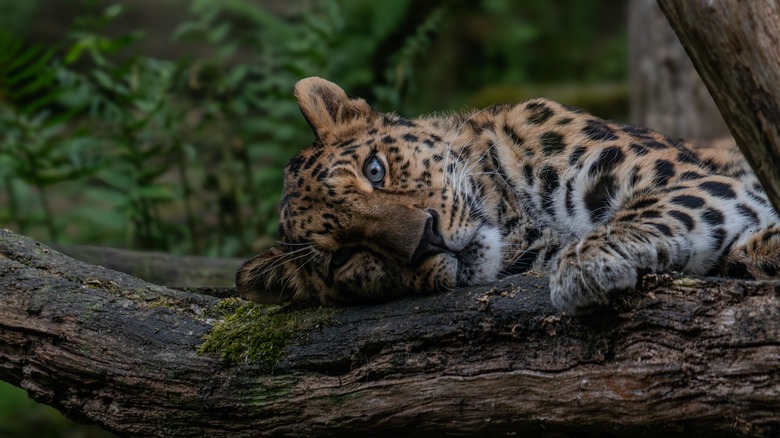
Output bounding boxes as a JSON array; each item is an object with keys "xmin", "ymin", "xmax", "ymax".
[
  {"xmin": 0, "ymin": 0, "xmax": 626, "ymax": 435},
  {"xmin": 0, "ymin": 0, "xmax": 626, "ymax": 258},
  {"xmin": 0, "ymin": 380, "xmax": 113, "ymax": 437}
]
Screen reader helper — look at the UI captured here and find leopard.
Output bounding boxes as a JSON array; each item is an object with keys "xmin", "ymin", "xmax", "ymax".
[{"xmin": 236, "ymin": 76, "xmax": 780, "ymax": 313}]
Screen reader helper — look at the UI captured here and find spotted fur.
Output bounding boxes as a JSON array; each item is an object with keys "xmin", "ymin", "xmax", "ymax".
[{"xmin": 236, "ymin": 77, "xmax": 780, "ymax": 313}]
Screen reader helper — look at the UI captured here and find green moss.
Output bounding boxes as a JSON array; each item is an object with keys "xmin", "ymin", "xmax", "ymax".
[
  {"xmin": 199, "ymin": 299, "xmax": 335, "ymax": 370},
  {"xmin": 145, "ymin": 296, "xmax": 176, "ymax": 309}
]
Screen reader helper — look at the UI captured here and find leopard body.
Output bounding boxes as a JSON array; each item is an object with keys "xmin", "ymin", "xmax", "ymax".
[{"xmin": 236, "ymin": 77, "xmax": 780, "ymax": 312}]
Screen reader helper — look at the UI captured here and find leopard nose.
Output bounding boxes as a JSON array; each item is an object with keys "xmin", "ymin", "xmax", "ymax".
[{"xmin": 410, "ymin": 209, "xmax": 449, "ymax": 264}]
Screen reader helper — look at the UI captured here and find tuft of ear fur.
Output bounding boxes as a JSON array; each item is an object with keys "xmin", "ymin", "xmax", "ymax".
[
  {"xmin": 294, "ymin": 77, "xmax": 373, "ymax": 141},
  {"xmin": 235, "ymin": 246, "xmax": 304, "ymax": 304}
]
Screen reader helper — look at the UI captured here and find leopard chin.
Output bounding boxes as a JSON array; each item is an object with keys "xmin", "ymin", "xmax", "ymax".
[{"xmin": 454, "ymin": 225, "xmax": 503, "ymax": 287}]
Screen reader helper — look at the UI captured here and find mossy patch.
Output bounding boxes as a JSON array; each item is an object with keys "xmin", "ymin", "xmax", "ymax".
[
  {"xmin": 144, "ymin": 296, "xmax": 176, "ymax": 310},
  {"xmin": 199, "ymin": 298, "xmax": 335, "ymax": 370}
]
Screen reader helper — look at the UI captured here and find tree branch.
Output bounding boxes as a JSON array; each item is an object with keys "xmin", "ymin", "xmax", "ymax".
[
  {"xmin": 657, "ymin": 0, "xmax": 780, "ymax": 213},
  {"xmin": 0, "ymin": 230, "xmax": 778, "ymax": 437}
]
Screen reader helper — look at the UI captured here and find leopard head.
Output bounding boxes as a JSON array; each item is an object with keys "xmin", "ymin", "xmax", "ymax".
[{"xmin": 236, "ymin": 77, "xmax": 503, "ymax": 305}]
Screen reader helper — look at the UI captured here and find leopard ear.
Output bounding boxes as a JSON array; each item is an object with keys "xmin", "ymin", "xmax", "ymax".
[
  {"xmin": 294, "ymin": 77, "xmax": 373, "ymax": 141},
  {"xmin": 235, "ymin": 246, "xmax": 306, "ymax": 304}
]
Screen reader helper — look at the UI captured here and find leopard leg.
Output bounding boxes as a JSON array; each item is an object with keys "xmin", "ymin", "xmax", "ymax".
[
  {"xmin": 548, "ymin": 220, "xmax": 695, "ymax": 313},
  {"xmin": 721, "ymin": 223, "xmax": 780, "ymax": 279}
]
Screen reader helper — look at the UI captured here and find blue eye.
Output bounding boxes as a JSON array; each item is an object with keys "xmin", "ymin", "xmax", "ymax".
[{"xmin": 364, "ymin": 156, "xmax": 385, "ymax": 185}]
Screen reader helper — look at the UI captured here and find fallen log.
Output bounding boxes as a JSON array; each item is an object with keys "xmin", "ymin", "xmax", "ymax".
[{"xmin": 0, "ymin": 230, "xmax": 778, "ymax": 437}]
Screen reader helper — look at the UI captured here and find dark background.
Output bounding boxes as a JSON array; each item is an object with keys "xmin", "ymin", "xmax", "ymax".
[{"xmin": 0, "ymin": 0, "xmax": 630, "ymax": 435}]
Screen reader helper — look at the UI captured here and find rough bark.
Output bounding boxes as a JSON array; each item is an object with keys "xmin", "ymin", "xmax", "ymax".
[
  {"xmin": 628, "ymin": 0, "xmax": 730, "ymax": 140},
  {"xmin": 657, "ymin": 0, "xmax": 780, "ymax": 214},
  {"xmin": 1, "ymin": 230, "xmax": 779, "ymax": 437}
]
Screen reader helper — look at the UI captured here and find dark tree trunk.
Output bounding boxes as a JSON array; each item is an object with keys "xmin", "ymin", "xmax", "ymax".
[
  {"xmin": 628, "ymin": 0, "xmax": 730, "ymax": 140},
  {"xmin": 657, "ymin": 0, "xmax": 780, "ymax": 214},
  {"xmin": 0, "ymin": 230, "xmax": 779, "ymax": 437}
]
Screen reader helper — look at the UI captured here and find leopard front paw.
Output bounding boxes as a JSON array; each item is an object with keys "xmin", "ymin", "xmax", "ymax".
[{"xmin": 549, "ymin": 242, "xmax": 639, "ymax": 314}]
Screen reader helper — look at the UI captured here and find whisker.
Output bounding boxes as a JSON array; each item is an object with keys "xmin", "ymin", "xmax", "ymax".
[
  {"xmin": 277, "ymin": 241, "xmax": 314, "ymax": 247},
  {"xmin": 255, "ymin": 247, "xmax": 315, "ymax": 279},
  {"xmin": 502, "ymin": 243, "xmax": 541, "ymax": 248},
  {"xmin": 453, "ymin": 144, "xmax": 475, "ymax": 197},
  {"xmin": 450, "ymin": 137, "xmax": 477, "ymax": 196},
  {"xmin": 442, "ymin": 106, "xmax": 491, "ymax": 191},
  {"xmin": 455, "ymin": 138, "xmax": 495, "ymax": 198},
  {"xmin": 279, "ymin": 251, "xmax": 319, "ymax": 294},
  {"xmin": 255, "ymin": 246, "xmax": 315, "ymax": 273},
  {"xmin": 270, "ymin": 245, "xmax": 315, "ymax": 257}
]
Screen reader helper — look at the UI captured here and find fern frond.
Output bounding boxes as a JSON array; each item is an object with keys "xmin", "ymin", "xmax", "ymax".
[{"xmin": 0, "ymin": 32, "xmax": 59, "ymax": 115}]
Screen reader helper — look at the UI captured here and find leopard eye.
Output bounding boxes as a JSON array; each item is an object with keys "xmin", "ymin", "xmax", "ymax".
[
  {"xmin": 331, "ymin": 247, "xmax": 357, "ymax": 271},
  {"xmin": 363, "ymin": 156, "xmax": 385, "ymax": 185}
]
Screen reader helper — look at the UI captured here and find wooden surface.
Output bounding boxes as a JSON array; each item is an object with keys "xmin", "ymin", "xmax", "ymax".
[
  {"xmin": 0, "ymin": 230, "xmax": 778, "ymax": 437},
  {"xmin": 658, "ymin": 0, "xmax": 780, "ymax": 214}
]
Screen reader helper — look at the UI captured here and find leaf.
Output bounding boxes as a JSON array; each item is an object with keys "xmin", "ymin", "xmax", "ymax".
[
  {"xmin": 5, "ymin": 43, "xmax": 50, "ymax": 75},
  {"xmin": 92, "ymin": 69, "xmax": 117, "ymax": 90},
  {"xmin": 208, "ymin": 22, "xmax": 231, "ymax": 44},
  {"xmin": 103, "ymin": 4, "xmax": 124, "ymax": 20},
  {"xmin": 98, "ymin": 171, "xmax": 137, "ymax": 192},
  {"xmin": 134, "ymin": 185, "xmax": 177, "ymax": 202}
]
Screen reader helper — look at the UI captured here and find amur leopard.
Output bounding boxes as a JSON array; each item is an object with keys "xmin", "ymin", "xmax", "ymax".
[{"xmin": 236, "ymin": 77, "xmax": 780, "ymax": 313}]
